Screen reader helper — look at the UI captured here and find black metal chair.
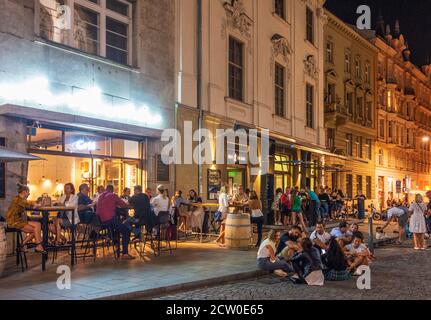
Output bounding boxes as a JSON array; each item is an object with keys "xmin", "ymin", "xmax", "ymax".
[
  {"xmin": 82, "ymin": 217, "xmax": 119, "ymax": 261},
  {"xmin": 6, "ymin": 227, "xmax": 28, "ymax": 272}
]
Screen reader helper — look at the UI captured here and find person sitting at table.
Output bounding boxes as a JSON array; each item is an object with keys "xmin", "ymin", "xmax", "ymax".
[
  {"xmin": 6, "ymin": 183, "xmax": 45, "ymax": 253},
  {"xmin": 77, "ymin": 184, "xmax": 96, "ymax": 225},
  {"xmin": 248, "ymin": 190, "xmax": 264, "ymax": 247},
  {"xmin": 171, "ymin": 191, "xmax": 191, "ymax": 233},
  {"xmin": 232, "ymin": 185, "xmax": 249, "ymax": 214},
  {"xmin": 215, "ymin": 186, "xmax": 229, "ymax": 247},
  {"xmin": 188, "ymin": 189, "xmax": 204, "ymax": 233},
  {"xmin": 124, "ymin": 185, "xmax": 154, "ymax": 240},
  {"xmin": 50, "ymin": 183, "xmax": 80, "ymax": 245},
  {"xmin": 151, "ymin": 185, "xmax": 170, "ymax": 219},
  {"xmin": 96, "ymin": 185, "xmax": 134, "ymax": 260},
  {"xmin": 121, "ymin": 188, "xmax": 131, "ymax": 203}
]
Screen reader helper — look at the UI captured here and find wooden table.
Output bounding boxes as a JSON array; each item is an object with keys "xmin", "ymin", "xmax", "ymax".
[{"xmin": 31, "ymin": 206, "xmax": 76, "ymax": 271}]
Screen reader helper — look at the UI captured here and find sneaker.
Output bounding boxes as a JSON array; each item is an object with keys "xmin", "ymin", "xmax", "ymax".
[{"xmin": 274, "ymin": 269, "xmax": 288, "ymax": 278}]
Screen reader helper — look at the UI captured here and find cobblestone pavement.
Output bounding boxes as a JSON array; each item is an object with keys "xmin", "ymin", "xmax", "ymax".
[{"xmin": 151, "ymin": 243, "xmax": 431, "ymax": 300}]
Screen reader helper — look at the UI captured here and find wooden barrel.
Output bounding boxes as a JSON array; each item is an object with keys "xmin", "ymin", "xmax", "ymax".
[
  {"xmin": 225, "ymin": 214, "xmax": 251, "ymax": 250},
  {"xmin": 0, "ymin": 223, "xmax": 6, "ymax": 278}
]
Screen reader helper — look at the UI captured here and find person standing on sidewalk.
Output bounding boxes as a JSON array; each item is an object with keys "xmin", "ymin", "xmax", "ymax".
[
  {"xmin": 280, "ymin": 187, "xmax": 292, "ymax": 226},
  {"xmin": 215, "ymin": 186, "xmax": 230, "ymax": 247},
  {"xmin": 248, "ymin": 191, "xmax": 264, "ymax": 248},
  {"xmin": 291, "ymin": 189, "xmax": 308, "ymax": 234},
  {"xmin": 408, "ymin": 194, "xmax": 428, "ymax": 250},
  {"xmin": 425, "ymin": 191, "xmax": 431, "ymax": 238},
  {"xmin": 272, "ymin": 188, "xmax": 283, "ymax": 226},
  {"xmin": 354, "ymin": 190, "xmax": 367, "ymax": 220},
  {"xmin": 306, "ymin": 187, "xmax": 320, "ymax": 228}
]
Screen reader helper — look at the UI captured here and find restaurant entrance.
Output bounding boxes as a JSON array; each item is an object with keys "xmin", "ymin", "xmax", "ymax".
[
  {"xmin": 26, "ymin": 126, "xmax": 145, "ymax": 199},
  {"xmin": 227, "ymin": 167, "xmax": 246, "ymax": 196}
]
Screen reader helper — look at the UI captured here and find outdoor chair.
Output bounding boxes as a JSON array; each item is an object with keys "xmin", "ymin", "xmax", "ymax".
[{"xmin": 6, "ymin": 227, "xmax": 28, "ymax": 272}]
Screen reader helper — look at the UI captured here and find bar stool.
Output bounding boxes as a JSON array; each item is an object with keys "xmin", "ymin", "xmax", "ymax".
[{"xmin": 6, "ymin": 227, "xmax": 28, "ymax": 272}]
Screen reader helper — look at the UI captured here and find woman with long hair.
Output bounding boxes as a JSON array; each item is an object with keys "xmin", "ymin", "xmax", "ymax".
[
  {"xmin": 322, "ymin": 237, "xmax": 351, "ymax": 281},
  {"xmin": 288, "ymin": 238, "xmax": 324, "ymax": 285},
  {"xmin": 51, "ymin": 183, "xmax": 79, "ymax": 245},
  {"xmin": 256, "ymin": 230, "xmax": 292, "ymax": 275},
  {"xmin": 409, "ymin": 194, "xmax": 428, "ymax": 250},
  {"xmin": 188, "ymin": 189, "xmax": 204, "ymax": 232},
  {"xmin": 6, "ymin": 184, "xmax": 45, "ymax": 253},
  {"xmin": 248, "ymin": 190, "xmax": 264, "ymax": 247}
]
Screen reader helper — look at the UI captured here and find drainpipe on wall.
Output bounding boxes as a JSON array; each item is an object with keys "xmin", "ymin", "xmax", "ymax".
[{"xmin": 197, "ymin": 0, "xmax": 203, "ymax": 196}]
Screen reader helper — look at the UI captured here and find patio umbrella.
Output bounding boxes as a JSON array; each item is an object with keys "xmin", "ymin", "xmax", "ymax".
[{"xmin": 0, "ymin": 146, "xmax": 43, "ymax": 162}]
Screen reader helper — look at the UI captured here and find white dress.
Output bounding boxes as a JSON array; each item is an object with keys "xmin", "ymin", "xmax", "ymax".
[{"xmin": 409, "ymin": 203, "xmax": 427, "ymax": 234}]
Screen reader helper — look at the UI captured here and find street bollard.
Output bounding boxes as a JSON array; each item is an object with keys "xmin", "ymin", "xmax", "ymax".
[{"xmin": 368, "ymin": 216, "xmax": 374, "ymax": 254}]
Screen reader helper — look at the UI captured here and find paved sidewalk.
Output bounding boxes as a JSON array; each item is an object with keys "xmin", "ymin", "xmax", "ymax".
[
  {"xmin": 0, "ymin": 242, "xmax": 259, "ymax": 300},
  {"xmin": 0, "ymin": 218, "xmax": 396, "ymax": 300}
]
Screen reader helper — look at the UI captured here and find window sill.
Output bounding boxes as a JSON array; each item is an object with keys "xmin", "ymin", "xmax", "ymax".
[
  {"xmin": 272, "ymin": 13, "xmax": 290, "ymax": 26},
  {"xmin": 225, "ymin": 97, "xmax": 253, "ymax": 110},
  {"xmin": 33, "ymin": 38, "xmax": 140, "ymax": 73}
]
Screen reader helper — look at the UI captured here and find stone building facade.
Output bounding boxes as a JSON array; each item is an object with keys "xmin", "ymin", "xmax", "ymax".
[
  {"xmin": 323, "ymin": 10, "xmax": 378, "ymax": 203},
  {"xmin": 175, "ymin": 0, "xmax": 328, "ymax": 208},
  {"xmin": 0, "ymin": 0, "xmax": 176, "ymax": 218},
  {"xmin": 366, "ymin": 16, "xmax": 431, "ymax": 208}
]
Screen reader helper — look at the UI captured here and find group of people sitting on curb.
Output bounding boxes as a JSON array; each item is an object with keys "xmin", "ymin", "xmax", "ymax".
[{"xmin": 256, "ymin": 221, "xmax": 373, "ymax": 286}]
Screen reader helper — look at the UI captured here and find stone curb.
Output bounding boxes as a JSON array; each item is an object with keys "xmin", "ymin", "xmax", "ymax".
[{"xmin": 95, "ymin": 269, "xmax": 267, "ymax": 300}]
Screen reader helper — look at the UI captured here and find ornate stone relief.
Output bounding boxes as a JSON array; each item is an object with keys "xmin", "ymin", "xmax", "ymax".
[
  {"xmin": 304, "ymin": 55, "xmax": 319, "ymax": 79},
  {"xmin": 221, "ymin": 0, "xmax": 253, "ymax": 39},
  {"xmin": 270, "ymin": 34, "xmax": 292, "ymax": 78}
]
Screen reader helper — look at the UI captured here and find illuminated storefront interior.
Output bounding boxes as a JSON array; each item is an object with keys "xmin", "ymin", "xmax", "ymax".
[{"xmin": 27, "ymin": 126, "xmax": 144, "ymax": 200}]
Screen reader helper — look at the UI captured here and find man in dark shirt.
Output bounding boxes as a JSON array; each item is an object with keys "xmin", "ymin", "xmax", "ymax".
[
  {"xmin": 276, "ymin": 225, "xmax": 303, "ymax": 258},
  {"xmin": 124, "ymin": 185, "xmax": 154, "ymax": 239},
  {"xmin": 77, "ymin": 184, "xmax": 96, "ymax": 224}
]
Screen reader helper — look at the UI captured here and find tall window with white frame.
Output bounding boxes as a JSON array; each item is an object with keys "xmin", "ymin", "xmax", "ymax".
[
  {"xmin": 228, "ymin": 36, "xmax": 244, "ymax": 101},
  {"xmin": 306, "ymin": 83, "xmax": 314, "ymax": 128},
  {"xmin": 274, "ymin": 0, "xmax": 285, "ymax": 20},
  {"xmin": 306, "ymin": 7, "xmax": 314, "ymax": 44},
  {"xmin": 39, "ymin": 0, "xmax": 132, "ymax": 65},
  {"xmin": 355, "ymin": 58, "xmax": 361, "ymax": 80},
  {"xmin": 345, "ymin": 51, "xmax": 351, "ymax": 73},
  {"xmin": 274, "ymin": 63, "xmax": 286, "ymax": 117},
  {"xmin": 346, "ymin": 133, "xmax": 353, "ymax": 156}
]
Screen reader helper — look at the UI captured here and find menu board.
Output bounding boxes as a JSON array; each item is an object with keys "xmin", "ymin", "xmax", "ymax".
[
  {"xmin": 207, "ymin": 169, "xmax": 222, "ymax": 200},
  {"xmin": 156, "ymin": 154, "xmax": 170, "ymax": 182}
]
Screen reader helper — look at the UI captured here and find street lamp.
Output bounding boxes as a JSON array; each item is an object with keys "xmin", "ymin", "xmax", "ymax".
[{"xmin": 422, "ymin": 136, "xmax": 430, "ymax": 143}]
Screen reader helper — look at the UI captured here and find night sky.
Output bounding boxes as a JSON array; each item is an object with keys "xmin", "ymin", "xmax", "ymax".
[{"xmin": 324, "ymin": 0, "xmax": 431, "ymax": 67}]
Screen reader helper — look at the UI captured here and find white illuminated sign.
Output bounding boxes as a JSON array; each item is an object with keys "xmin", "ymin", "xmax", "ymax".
[
  {"xmin": 72, "ymin": 140, "xmax": 96, "ymax": 152},
  {"xmin": 0, "ymin": 77, "xmax": 162, "ymax": 128}
]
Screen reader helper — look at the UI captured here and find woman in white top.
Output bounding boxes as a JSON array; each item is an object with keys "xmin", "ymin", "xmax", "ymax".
[
  {"xmin": 409, "ymin": 194, "xmax": 428, "ymax": 250},
  {"xmin": 50, "ymin": 183, "xmax": 79, "ymax": 244},
  {"xmin": 257, "ymin": 230, "xmax": 292, "ymax": 274},
  {"xmin": 215, "ymin": 186, "xmax": 230, "ymax": 247},
  {"xmin": 150, "ymin": 185, "xmax": 170, "ymax": 216}
]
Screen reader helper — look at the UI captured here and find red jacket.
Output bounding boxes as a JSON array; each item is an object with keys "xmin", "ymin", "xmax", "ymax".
[{"xmin": 96, "ymin": 191, "xmax": 127, "ymax": 223}]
